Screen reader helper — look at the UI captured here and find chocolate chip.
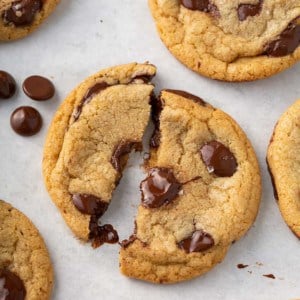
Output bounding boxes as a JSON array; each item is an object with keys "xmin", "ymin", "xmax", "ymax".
[
  {"xmin": 73, "ymin": 82, "xmax": 109, "ymax": 121},
  {"xmin": 22, "ymin": 76, "xmax": 55, "ymax": 101},
  {"xmin": 0, "ymin": 71, "xmax": 16, "ymax": 99},
  {"xmin": 10, "ymin": 106, "xmax": 42, "ymax": 136},
  {"xmin": 0, "ymin": 269, "xmax": 26, "ymax": 300},
  {"xmin": 111, "ymin": 141, "xmax": 141, "ymax": 172},
  {"xmin": 178, "ymin": 230, "xmax": 214, "ymax": 253},
  {"xmin": 89, "ymin": 217, "xmax": 119, "ymax": 248},
  {"xmin": 180, "ymin": 0, "xmax": 210, "ymax": 12},
  {"xmin": 237, "ymin": 264, "xmax": 249, "ymax": 269},
  {"xmin": 263, "ymin": 274, "xmax": 275, "ymax": 279},
  {"xmin": 265, "ymin": 18, "xmax": 300, "ymax": 57},
  {"xmin": 164, "ymin": 89, "xmax": 206, "ymax": 106},
  {"xmin": 266, "ymin": 159, "xmax": 278, "ymax": 201},
  {"xmin": 150, "ymin": 93, "xmax": 162, "ymax": 148},
  {"xmin": 3, "ymin": 0, "xmax": 42, "ymax": 26},
  {"xmin": 140, "ymin": 168, "xmax": 182, "ymax": 208},
  {"xmin": 72, "ymin": 194, "xmax": 109, "ymax": 216},
  {"xmin": 238, "ymin": 1, "xmax": 262, "ymax": 21},
  {"xmin": 200, "ymin": 141, "xmax": 237, "ymax": 177}
]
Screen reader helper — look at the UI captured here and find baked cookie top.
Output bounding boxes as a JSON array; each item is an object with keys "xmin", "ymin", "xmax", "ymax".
[
  {"xmin": 43, "ymin": 63, "xmax": 156, "ymax": 245},
  {"xmin": 0, "ymin": 200, "xmax": 53, "ymax": 300},
  {"xmin": 120, "ymin": 90, "xmax": 261, "ymax": 283},
  {"xmin": 0, "ymin": 0, "xmax": 60, "ymax": 41},
  {"xmin": 148, "ymin": 0, "xmax": 300, "ymax": 81},
  {"xmin": 267, "ymin": 99, "xmax": 300, "ymax": 237}
]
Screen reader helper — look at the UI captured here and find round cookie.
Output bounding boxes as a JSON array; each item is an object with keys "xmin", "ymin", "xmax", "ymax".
[
  {"xmin": 0, "ymin": 0, "xmax": 60, "ymax": 41},
  {"xmin": 267, "ymin": 100, "xmax": 300, "ymax": 237},
  {"xmin": 43, "ymin": 63, "xmax": 156, "ymax": 246},
  {"xmin": 148, "ymin": 0, "xmax": 300, "ymax": 81},
  {"xmin": 120, "ymin": 90, "xmax": 261, "ymax": 283},
  {"xmin": 0, "ymin": 200, "xmax": 53, "ymax": 299}
]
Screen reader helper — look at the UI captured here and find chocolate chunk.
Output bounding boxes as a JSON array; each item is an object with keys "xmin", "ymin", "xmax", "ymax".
[
  {"xmin": 263, "ymin": 274, "xmax": 275, "ymax": 279},
  {"xmin": 111, "ymin": 141, "xmax": 141, "ymax": 172},
  {"xmin": 73, "ymin": 82, "xmax": 109, "ymax": 121},
  {"xmin": 0, "ymin": 269, "xmax": 26, "ymax": 300},
  {"xmin": 0, "ymin": 71, "xmax": 16, "ymax": 99},
  {"xmin": 237, "ymin": 264, "xmax": 249, "ymax": 269},
  {"xmin": 265, "ymin": 19, "xmax": 300, "ymax": 57},
  {"xmin": 266, "ymin": 159, "xmax": 278, "ymax": 201},
  {"xmin": 10, "ymin": 106, "xmax": 42, "ymax": 136},
  {"xmin": 140, "ymin": 168, "xmax": 182, "ymax": 208},
  {"xmin": 164, "ymin": 89, "xmax": 206, "ymax": 106},
  {"xmin": 3, "ymin": 0, "xmax": 42, "ymax": 26},
  {"xmin": 178, "ymin": 230, "xmax": 214, "ymax": 253},
  {"xmin": 180, "ymin": 0, "xmax": 210, "ymax": 12},
  {"xmin": 72, "ymin": 194, "xmax": 108, "ymax": 216},
  {"xmin": 22, "ymin": 75, "xmax": 55, "ymax": 101},
  {"xmin": 200, "ymin": 141, "xmax": 237, "ymax": 177},
  {"xmin": 238, "ymin": 1, "xmax": 262, "ymax": 21},
  {"xmin": 150, "ymin": 93, "xmax": 162, "ymax": 148},
  {"xmin": 89, "ymin": 217, "xmax": 119, "ymax": 248}
]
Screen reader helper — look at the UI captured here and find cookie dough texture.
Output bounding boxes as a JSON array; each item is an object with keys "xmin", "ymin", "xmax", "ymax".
[
  {"xmin": 43, "ymin": 63, "xmax": 156, "ymax": 241},
  {"xmin": 0, "ymin": 200, "xmax": 53, "ymax": 299},
  {"xmin": 0, "ymin": 0, "xmax": 60, "ymax": 41},
  {"xmin": 148, "ymin": 0, "xmax": 300, "ymax": 81},
  {"xmin": 120, "ymin": 90, "xmax": 261, "ymax": 283},
  {"xmin": 267, "ymin": 100, "xmax": 300, "ymax": 237}
]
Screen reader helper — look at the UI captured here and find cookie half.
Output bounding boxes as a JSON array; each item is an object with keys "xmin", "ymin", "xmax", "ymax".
[
  {"xmin": 43, "ymin": 63, "xmax": 156, "ymax": 245},
  {"xmin": 148, "ymin": 0, "xmax": 300, "ymax": 81},
  {"xmin": 0, "ymin": 0, "xmax": 60, "ymax": 41},
  {"xmin": 0, "ymin": 200, "xmax": 53, "ymax": 299},
  {"xmin": 120, "ymin": 90, "xmax": 261, "ymax": 283},
  {"xmin": 267, "ymin": 100, "xmax": 300, "ymax": 237}
]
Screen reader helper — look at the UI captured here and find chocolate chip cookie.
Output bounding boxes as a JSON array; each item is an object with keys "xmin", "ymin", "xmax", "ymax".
[
  {"xmin": 267, "ymin": 99, "xmax": 300, "ymax": 238},
  {"xmin": 43, "ymin": 63, "xmax": 156, "ymax": 246},
  {"xmin": 120, "ymin": 89, "xmax": 261, "ymax": 283},
  {"xmin": 148, "ymin": 0, "xmax": 300, "ymax": 81},
  {"xmin": 0, "ymin": 200, "xmax": 53, "ymax": 299},
  {"xmin": 0, "ymin": 0, "xmax": 60, "ymax": 41}
]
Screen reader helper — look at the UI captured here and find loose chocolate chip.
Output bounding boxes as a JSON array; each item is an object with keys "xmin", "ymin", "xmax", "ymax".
[
  {"xmin": 263, "ymin": 274, "xmax": 275, "ymax": 279},
  {"xmin": 200, "ymin": 141, "xmax": 237, "ymax": 177},
  {"xmin": 0, "ymin": 269, "xmax": 26, "ymax": 300},
  {"xmin": 22, "ymin": 75, "xmax": 55, "ymax": 101},
  {"xmin": 238, "ymin": 1, "xmax": 262, "ymax": 21},
  {"xmin": 237, "ymin": 264, "xmax": 249, "ymax": 269},
  {"xmin": 265, "ymin": 19, "xmax": 300, "ymax": 57},
  {"xmin": 0, "ymin": 71, "xmax": 16, "ymax": 99},
  {"xmin": 89, "ymin": 217, "xmax": 119, "ymax": 248},
  {"xmin": 140, "ymin": 168, "xmax": 182, "ymax": 208},
  {"xmin": 72, "ymin": 194, "xmax": 109, "ymax": 216},
  {"xmin": 10, "ymin": 106, "xmax": 42, "ymax": 136},
  {"xmin": 181, "ymin": 0, "xmax": 210, "ymax": 12},
  {"xmin": 73, "ymin": 82, "xmax": 109, "ymax": 121},
  {"xmin": 111, "ymin": 141, "xmax": 141, "ymax": 172},
  {"xmin": 164, "ymin": 89, "xmax": 206, "ymax": 106},
  {"xmin": 3, "ymin": 0, "xmax": 42, "ymax": 26},
  {"xmin": 178, "ymin": 230, "xmax": 214, "ymax": 253}
]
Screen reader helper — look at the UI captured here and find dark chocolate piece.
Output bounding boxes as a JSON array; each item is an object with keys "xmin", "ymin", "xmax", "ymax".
[
  {"xmin": 0, "ymin": 269, "xmax": 26, "ymax": 300},
  {"xmin": 200, "ymin": 140, "xmax": 237, "ymax": 177},
  {"xmin": 266, "ymin": 159, "xmax": 278, "ymax": 201},
  {"xmin": 238, "ymin": 1, "xmax": 262, "ymax": 21},
  {"xmin": 164, "ymin": 89, "xmax": 206, "ymax": 106},
  {"xmin": 0, "ymin": 71, "xmax": 16, "ymax": 99},
  {"xmin": 263, "ymin": 274, "xmax": 275, "ymax": 279},
  {"xmin": 237, "ymin": 264, "xmax": 249, "ymax": 269},
  {"xmin": 150, "ymin": 93, "xmax": 162, "ymax": 148},
  {"xmin": 22, "ymin": 75, "xmax": 55, "ymax": 101},
  {"xmin": 10, "ymin": 106, "xmax": 42, "ymax": 136},
  {"xmin": 180, "ymin": 0, "xmax": 211, "ymax": 12},
  {"xmin": 178, "ymin": 230, "xmax": 214, "ymax": 253},
  {"xmin": 140, "ymin": 168, "xmax": 182, "ymax": 208},
  {"xmin": 72, "ymin": 194, "xmax": 109, "ymax": 216},
  {"xmin": 3, "ymin": 0, "xmax": 42, "ymax": 26}
]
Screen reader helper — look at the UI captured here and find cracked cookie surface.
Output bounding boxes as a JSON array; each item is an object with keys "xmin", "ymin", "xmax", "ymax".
[
  {"xmin": 120, "ymin": 90, "xmax": 261, "ymax": 283},
  {"xmin": 0, "ymin": 200, "xmax": 53, "ymax": 299},
  {"xmin": 43, "ymin": 63, "xmax": 156, "ymax": 243},
  {"xmin": 0, "ymin": 0, "xmax": 60, "ymax": 41},
  {"xmin": 267, "ymin": 99, "xmax": 300, "ymax": 237},
  {"xmin": 148, "ymin": 0, "xmax": 300, "ymax": 81}
]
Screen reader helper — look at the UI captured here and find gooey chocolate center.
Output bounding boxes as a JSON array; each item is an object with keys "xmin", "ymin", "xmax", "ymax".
[{"xmin": 0, "ymin": 269, "xmax": 26, "ymax": 300}]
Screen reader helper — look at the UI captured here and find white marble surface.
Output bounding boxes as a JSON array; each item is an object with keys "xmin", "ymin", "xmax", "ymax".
[{"xmin": 0, "ymin": 1, "xmax": 300, "ymax": 299}]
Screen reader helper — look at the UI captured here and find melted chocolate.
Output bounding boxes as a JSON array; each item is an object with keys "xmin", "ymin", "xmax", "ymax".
[
  {"xmin": 178, "ymin": 230, "xmax": 214, "ymax": 253},
  {"xmin": 200, "ymin": 140, "xmax": 237, "ymax": 177},
  {"xmin": 0, "ymin": 269, "xmax": 26, "ymax": 300},
  {"xmin": 238, "ymin": 0, "xmax": 262, "ymax": 21},
  {"xmin": 237, "ymin": 264, "xmax": 249, "ymax": 269},
  {"xmin": 164, "ymin": 89, "xmax": 206, "ymax": 106},
  {"xmin": 263, "ymin": 274, "xmax": 275, "ymax": 279},
  {"xmin": 140, "ymin": 168, "xmax": 182, "ymax": 208},
  {"xmin": 150, "ymin": 93, "xmax": 162, "ymax": 148},
  {"xmin": 10, "ymin": 106, "xmax": 42, "ymax": 136},
  {"xmin": 111, "ymin": 141, "xmax": 141, "ymax": 172},
  {"xmin": 0, "ymin": 71, "xmax": 16, "ymax": 99},
  {"xmin": 265, "ymin": 18, "xmax": 300, "ymax": 57},
  {"xmin": 3, "ymin": 0, "xmax": 42, "ymax": 26},
  {"xmin": 72, "ymin": 194, "xmax": 108, "ymax": 216}
]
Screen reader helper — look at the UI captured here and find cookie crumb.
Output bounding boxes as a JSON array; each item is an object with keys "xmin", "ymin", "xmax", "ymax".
[
  {"xmin": 237, "ymin": 264, "xmax": 248, "ymax": 269},
  {"xmin": 263, "ymin": 274, "xmax": 275, "ymax": 279}
]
